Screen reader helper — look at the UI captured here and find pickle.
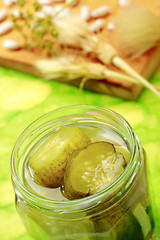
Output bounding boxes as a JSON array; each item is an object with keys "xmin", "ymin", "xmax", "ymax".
[
  {"xmin": 63, "ymin": 142, "xmax": 127, "ymax": 199},
  {"xmin": 114, "ymin": 212, "xmax": 134, "ymax": 240},
  {"xmin": 28, "ymin": 126, "xmax": 91, "ymax": 188},
  {"xmin": 115, "ymin": 145, "xmax": 131, "ymax": 163},
  {"xmin": 93, "ymin": 218, "xmax": 116, "ymax": 240},
  {"xmin": 132, "ymin": 203, "xmax": 152, "ymax": 239}
]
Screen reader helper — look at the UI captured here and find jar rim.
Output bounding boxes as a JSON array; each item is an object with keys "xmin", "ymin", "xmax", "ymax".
[{"xmin": 11, "ymin": 104, "xmax": 141, "ymax": 212}]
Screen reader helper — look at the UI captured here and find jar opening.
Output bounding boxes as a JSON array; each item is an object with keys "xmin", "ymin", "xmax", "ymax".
[{"xmin": 11, "ymin": 105, "xmax": 141, "ymax": 212}]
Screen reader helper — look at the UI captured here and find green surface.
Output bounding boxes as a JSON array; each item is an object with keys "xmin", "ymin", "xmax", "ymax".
[{"xmin": 0, "ymin": 66, "xmax": 160, "ymax": 239}]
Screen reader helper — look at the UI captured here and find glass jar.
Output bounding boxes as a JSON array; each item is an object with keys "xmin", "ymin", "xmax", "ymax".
[{"xmin": 11, "ymin": 105, "xmax": 157, "ymax": 240}]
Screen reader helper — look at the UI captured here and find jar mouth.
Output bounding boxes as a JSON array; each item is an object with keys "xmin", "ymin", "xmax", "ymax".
[{"xmin": 11, "ymin": 104, "xmax": 140, "ymax": 212}]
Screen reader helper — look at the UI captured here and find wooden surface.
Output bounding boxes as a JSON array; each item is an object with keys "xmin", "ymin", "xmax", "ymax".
[{"xmin": 0, "ymin": 0, "xmax": 160, "ymax": 100}]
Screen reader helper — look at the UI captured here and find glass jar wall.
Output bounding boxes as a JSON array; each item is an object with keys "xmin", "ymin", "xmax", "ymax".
[{"xmin": 11, "ymin": 105, "xmax": 157, "ymax": 240}]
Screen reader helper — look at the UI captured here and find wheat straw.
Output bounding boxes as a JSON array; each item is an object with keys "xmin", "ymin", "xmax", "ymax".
[
  {"xmin": 114, "ymin": 4, "xmax": 160, "ymax": 58},
  {"xmin": 36, "ymin": 57, "xmax": 160, "ymax": 95},
  {"xmin": 53, "ymin": 16, "xmax": 160, "ymax": 98}
]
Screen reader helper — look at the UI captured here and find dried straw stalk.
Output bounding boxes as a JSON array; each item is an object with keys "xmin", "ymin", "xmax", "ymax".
[
  {"xmin": 36, "ymin": 56, "xmax": 160, "ymax": 94},
  {"xmin": 53, "ymin": 16, "xmax": 160, "ymax": 98}
]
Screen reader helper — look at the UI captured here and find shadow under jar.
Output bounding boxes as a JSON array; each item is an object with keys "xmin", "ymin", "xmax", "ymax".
[{"xmin": 11, "ymin": 105, "xmax": 157, "ymax": 240}]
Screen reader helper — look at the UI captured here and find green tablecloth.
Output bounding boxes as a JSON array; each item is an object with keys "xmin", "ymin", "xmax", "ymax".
[{"xmin": 0, "ymin": 66, "xmax": 160, "ymax": 239}]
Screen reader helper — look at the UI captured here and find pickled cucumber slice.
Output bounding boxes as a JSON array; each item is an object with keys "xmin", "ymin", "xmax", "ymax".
[
  {"xmin": 115, "ymin": 146, "xmax": 131, "ymax": 163},
  {"xmin": 63, "ymin": 142, "xmax": 127, "ymax": 199},
  {"xmin": 93, "ymin": 218, "xmax": 116, "ymax": 240},
  {"xmin": 114, "ymin": 212, "xmax": 134, "ymax": 240},
  {"xmin": 132, "ymin": 203, "xmax": 152, "ymax": 239},
  {"xmin": 28, "ymin": 126, "xmax": 91, "ymax": 188}
]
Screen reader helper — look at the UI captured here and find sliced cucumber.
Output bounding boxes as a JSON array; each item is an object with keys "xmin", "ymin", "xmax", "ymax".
[
  {"xmin": 28, "ymin": 126, "xmax": 90, "ymax": 188},
  {"xmin": 93, "ymin": 218, "xmax": 116, "ymax": 240},
  {"xmin": 63, "ymin": 142, "xmax": 127, "ymax": 199},
  {"xmin": 115, "ymin": 145, "xmax": 131, "ymax": 163},
  {"xmin": 132, "ymin": 203, "xmax": 152, "ymax": 239},
  {"xmin": 114, "ymin": 212, "xmax": 134, "ymax": 240}
]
